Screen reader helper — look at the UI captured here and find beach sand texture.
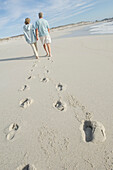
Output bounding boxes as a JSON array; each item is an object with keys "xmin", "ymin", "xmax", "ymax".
[{"xmin": 0, "ymin": 24, "xmax": 113, "ymax": 170}]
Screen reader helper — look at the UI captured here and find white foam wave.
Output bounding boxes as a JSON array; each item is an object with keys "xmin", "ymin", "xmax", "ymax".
[{"xmin": 90, "ymin": 21, "xmax": 113, "ymax": 34}]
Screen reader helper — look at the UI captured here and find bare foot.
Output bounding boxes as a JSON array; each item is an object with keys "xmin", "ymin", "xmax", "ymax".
[
  {"xmin": 45, "ymin": 53, "xmax": 48, "ymax": 57},
  {"xmin": 48, "ymin": 54, "xmax": 52, "ymax": 57},
  {"xmin": 36, "ymin": 56, "xmax": 39, "ymax": 59}
]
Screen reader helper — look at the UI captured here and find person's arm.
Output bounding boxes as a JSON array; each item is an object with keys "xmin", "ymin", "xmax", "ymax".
[
  {"xmin": 23, "ymin": 30, "xmax": 30, "ymax": 43},
  {"xmin": 48, "ymin": 28, "xmax": 50, "ymax": 33},
  {"xmin": 36, "ymin": 28, "xmax": 38, "ymax": 40},
  {"xmin": 47, "ymin": 21, "xmax": 50, "ymax": 33}
]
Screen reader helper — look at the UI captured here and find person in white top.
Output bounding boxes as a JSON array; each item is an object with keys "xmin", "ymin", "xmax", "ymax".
[{"xmin": 23, "ymin": 18, "xmax": 39, "ymax": 59}]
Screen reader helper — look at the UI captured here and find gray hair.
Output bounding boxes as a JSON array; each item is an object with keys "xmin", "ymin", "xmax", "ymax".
[{"xmin": 39, "ymin": 12, "xmax": 43, "ymax": 18}]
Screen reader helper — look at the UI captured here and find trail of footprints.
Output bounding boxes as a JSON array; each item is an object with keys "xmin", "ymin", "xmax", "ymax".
[
  {"xmin": 5, "ymin": 56, "xmax": 107, "ymax": 169},
  {"xmin": 18, "ymin": 58, "xmax": 106, "ymax": 144},
  {"xmin": 8, "ymin": 57, "xmax": 107, "ymax": 143}
]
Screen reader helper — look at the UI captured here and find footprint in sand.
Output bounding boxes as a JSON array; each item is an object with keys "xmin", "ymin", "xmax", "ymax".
[
  {"xmin": 80, "ymin": 120, "xmax": 106, "ymax": 143},
  {"xmin": 56, "ymin": 83, "xmax": 66, "ymax": 92},
  {"xmin": 17, "ymin": 164, "xmax": 37, "ymax": 170},
  {"xmin": 32, "ymin": 63, "xmax": 37, "ymax": 68},
  {"xmin": 27, "ymin": 75, "xmax": 35, "ymax": 80},
  {"xmin": 6, "ymin": 123, "xmax": 19, "ymax": 141},
  {"xmin": 85, "ymin": 112, "xmax": 92, "ymax": 120},
  {"xmin": 53, "ymin": 100, "xmax": 67, "ymax": 111},
  {"xmin": 45, "ymin": 69, "xmax": 50, "ymax": 74},
  {"xmin": 41, "ymin": 77, "xmax": 49, "ymax": 83},
  {"xmin": 48, "ymin": 57, "xmax": 53, "ymax": 62},
  {"xmin": 19, "ymin": 85, "xmax": 30, "ymax": 91},
  {"xmin": 30, "ymin": 69, "xmax": 34, "ymax": 72},
  {"xmin": 9, "ymin": 123, "xmax": 19, "ymax": 131},
  {"xmin": 83, "ymin": 121, "xmax": 93, "ymax": 142},
  {"xmin": 20, "ymin": 98, "xmax": 33, "ymax": 108}
]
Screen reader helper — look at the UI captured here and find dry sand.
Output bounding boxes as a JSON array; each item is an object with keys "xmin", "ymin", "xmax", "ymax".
[{"xmin": 0, "ymin": 24, "xmax": 113, "ymax": 170}]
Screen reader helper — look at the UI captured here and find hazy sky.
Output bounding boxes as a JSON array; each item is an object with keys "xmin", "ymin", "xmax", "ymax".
[{"xmin": 0, "ymin": 0, "xmax": 113, "ymax": 38}]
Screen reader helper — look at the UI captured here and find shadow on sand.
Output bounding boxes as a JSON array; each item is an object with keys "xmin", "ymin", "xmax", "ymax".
[
  {"xmin": 0, "ymin": 55, "xmax": 35, "ymax": 62},
  {"xmin": 0, "ymin": 55, "xmax": 48, "ymax": 62}
]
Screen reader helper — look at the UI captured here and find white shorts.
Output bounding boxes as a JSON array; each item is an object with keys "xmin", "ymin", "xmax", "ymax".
[{"xmin": 40, "ymin": 35, "xmax": 51, "ymax": 45}]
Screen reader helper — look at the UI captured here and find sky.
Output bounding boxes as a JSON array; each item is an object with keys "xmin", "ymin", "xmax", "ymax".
[{"xmin": 0, "ymin": 0, "xmax": 113, "ymax": 38}]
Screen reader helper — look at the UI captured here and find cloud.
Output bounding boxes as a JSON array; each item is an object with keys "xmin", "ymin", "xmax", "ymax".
[
  {"xmin": 47, "ymin": 1, "xmax": 96, "ymax": 24},
  {"xmin": 0, "ymin": 16, "xmax": 9, "ymax": 28}
]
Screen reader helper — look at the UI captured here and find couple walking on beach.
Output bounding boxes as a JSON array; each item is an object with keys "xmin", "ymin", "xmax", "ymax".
[{"xmin": 23, "ymin": 12, "xmax": 52, "ymax": 59}]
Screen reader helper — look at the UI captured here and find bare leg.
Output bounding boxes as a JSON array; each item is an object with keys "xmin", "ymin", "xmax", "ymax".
[
  {"xmin": 34, "ymin": 42, "xmax": 38, "ymax": 52},
  {"xmin": 34, "ymin": 42, "xmax": 39, "ymax": 59},
  {"xmin": 47, "ymin": 43, "xmax": 51, "ymax": 57},
  {"xmin": 31, "ymin": 43, "xmax": 39, "ymax": 59},
  {"xmin": 43, "ymin": 44, "xmax": 48, "ymax": 56}
]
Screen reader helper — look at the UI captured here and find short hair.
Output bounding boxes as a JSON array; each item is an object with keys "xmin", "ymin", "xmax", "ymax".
[
  {"xmin": 25, "ymin": 18, "xmax": 30, "ymax": 24},
  {"xmin": 39, "ymin": 12, "xmax": 43, "ymax": 18}
]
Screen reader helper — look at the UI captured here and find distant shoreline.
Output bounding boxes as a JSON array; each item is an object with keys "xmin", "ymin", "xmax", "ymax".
[{"xmin": 0, "ymin": 17, "xmax": 113, "ymax": 41}]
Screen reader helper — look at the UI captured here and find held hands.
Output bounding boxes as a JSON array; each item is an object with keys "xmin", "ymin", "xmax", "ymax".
[{"xmin": 35, "ymin": 29, "xmax": 39, "ymax": 41}]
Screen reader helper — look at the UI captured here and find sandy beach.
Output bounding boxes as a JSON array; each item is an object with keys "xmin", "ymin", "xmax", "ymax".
[{"xmin": 0, "ymin": 22, "xmax": 113, "ymax": 170}]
